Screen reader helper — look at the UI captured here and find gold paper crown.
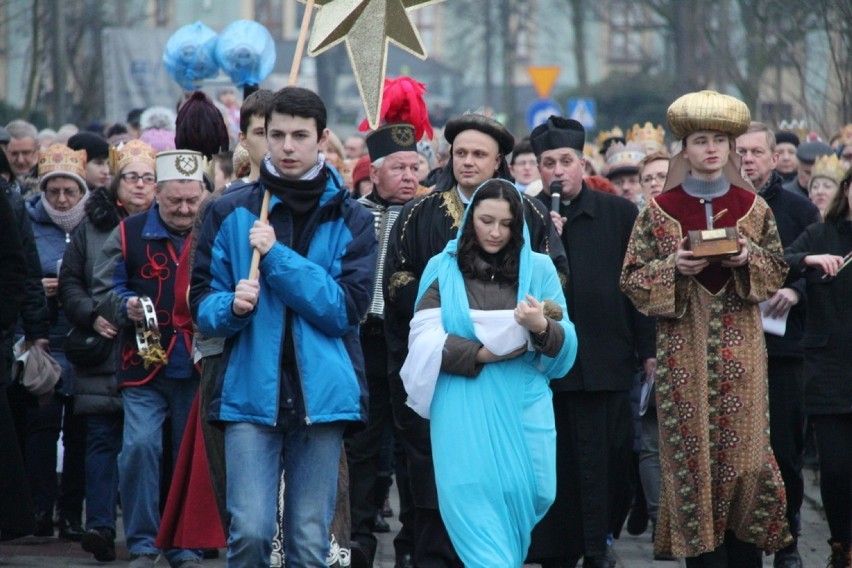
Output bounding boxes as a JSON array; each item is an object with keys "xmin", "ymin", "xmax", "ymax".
[
  {"xmin": 666, "ymin": 90, "xmax": 751, "ymax": 140},
  {"xmin": 38, "ymin": 144, "xmax": 87, "ymax": 179},
  {"xmin": 109, "ymin": 140, "xmax": 157, "ymax": 175},
  {"xmin": 628, "ymin": 122, "xmax": 666, "ymax": 150},
  {"xmin": 810, "ymin": 154, "xmax": 846, "ymax": 185},
  {"xmin": 595, "ymin": 126, "xmax": 624, "ymax": 148}
]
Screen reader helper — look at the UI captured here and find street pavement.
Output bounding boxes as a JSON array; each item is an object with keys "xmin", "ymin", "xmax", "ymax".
[{"xmin": 0, "ymin": 467, "xmax": 832, "ymax": 567}]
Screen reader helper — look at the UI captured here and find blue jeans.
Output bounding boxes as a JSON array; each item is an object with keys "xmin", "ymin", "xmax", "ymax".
[
  {"xmin": 119, "ymin": 376, "xmax": 200, "ymax": 565},
  {"xmin": 225, "ymin": 418, "xmax": 345, "ymax": 567},
  {"xmin": 85, "ymin": 413, "xmax": 122, "ymax": 531}
]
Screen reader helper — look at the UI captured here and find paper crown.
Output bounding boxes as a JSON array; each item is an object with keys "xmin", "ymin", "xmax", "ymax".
[
  {"xmin": 38, "ymin": 144, "xmax": 88, "ymax": 192},
  {"xmin": 156, "ymin": 150, "xmax": 204, "ymax": 182},
  {"xmin": 810, "ymin": 154, "xmax": 846, "ymax": 186},
  {"xmin": 595, "ymin": 126, "xmax": 624, "ymax": 149},
  {"xmin": 109, "ymin": 140, "xmax": 158, "ymax": 174},
  {"xmin": 604, "ymin": 142, "xmax": 646, "ymax": 178},
  {"xmin": 667, "ymin": 90, "xmax": 751, "ymax": 140},
  {"xmin": 628, "ymin": 122, "xmax": 666, "ymax": 154}
]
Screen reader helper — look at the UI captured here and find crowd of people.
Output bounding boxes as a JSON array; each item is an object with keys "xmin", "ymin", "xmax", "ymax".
[{"xmin": 0, "ymin": 81, "xmax": 851, "ymax": 568}]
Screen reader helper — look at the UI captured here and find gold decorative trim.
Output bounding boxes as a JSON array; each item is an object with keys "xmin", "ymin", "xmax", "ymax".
[
  {"xmin": 439, "ymin": 187, "xmax": 465, "ymax": 230},
  {"xmin": 387, "ymin": 271, "xmax": 416, "ymax": 302}
]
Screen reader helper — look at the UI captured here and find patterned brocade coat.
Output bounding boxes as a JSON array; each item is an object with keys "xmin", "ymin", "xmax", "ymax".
[{"xmin": 619, "ymin": 185, "xmax": 793, "ymax": 557}]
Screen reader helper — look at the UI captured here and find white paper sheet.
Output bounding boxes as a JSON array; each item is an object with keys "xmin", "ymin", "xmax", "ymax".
[{"xmin": 759, "ymin": 300, "xmax": 788, "ymax": 337}]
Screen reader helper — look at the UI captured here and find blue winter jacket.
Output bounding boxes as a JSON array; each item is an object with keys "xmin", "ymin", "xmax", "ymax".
[{"xmin": 190, "ymin": 168, "xmax": 377, "ymax": 426}]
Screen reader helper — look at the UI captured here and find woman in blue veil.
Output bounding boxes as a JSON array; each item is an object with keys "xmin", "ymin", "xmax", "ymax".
[{"xmin": 401, "ymin": 179, "xmax": 578, "ymax": 567}]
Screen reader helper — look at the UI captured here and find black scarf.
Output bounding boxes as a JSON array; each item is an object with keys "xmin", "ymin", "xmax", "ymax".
[{"xmin": 260, "ymin": 161, "xmax": 328, "ymax": 215}]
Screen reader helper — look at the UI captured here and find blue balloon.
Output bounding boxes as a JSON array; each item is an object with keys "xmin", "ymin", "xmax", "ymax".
[
  {"xmin": 163, "ymin": 21, "xmax": 220, "ymax": 90},
  {"xmin": 215, "ymin": 20, "xmax": 276, "ymax": 87}
]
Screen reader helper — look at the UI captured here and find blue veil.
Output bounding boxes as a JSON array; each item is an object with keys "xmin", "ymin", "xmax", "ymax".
[{"xmin": 412, "ymin": 179, "xmax": 576, "ymax": 566}]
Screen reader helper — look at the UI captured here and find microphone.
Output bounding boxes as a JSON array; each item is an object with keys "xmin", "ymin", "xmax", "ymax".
[{"xmin": 549, "ymin": 181, "xmax": 562, "ymax": 212}]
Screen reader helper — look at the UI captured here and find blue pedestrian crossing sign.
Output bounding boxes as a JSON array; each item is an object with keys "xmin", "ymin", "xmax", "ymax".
[
  {"xmin": 567, "ymin": 98, "xmax": 596, "ymax": 130},
  {"xmin": 526, "ymin": 99, "xmax": 562, "ymax": 130}
]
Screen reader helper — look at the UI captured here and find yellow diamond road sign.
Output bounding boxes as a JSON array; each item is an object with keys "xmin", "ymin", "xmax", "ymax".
[{"xmin": 527, "ymin": 66, "xmax": 560, "ymax": 99}]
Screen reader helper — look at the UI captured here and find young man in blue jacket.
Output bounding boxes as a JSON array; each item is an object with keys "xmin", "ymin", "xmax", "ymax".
[{"xmin": 190, "ymin": 87, "xmax": 377, "ymax": 567}]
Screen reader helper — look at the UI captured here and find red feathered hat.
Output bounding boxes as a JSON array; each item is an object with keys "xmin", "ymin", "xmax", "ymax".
[{"xmin": 359, "ymin": 76, "xmax": 433, "ymax": 142}]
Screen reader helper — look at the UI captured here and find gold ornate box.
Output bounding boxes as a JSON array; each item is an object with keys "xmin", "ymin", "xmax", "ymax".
[{"xmin": 687, "ymin": 227, "xmax": 740, "ymax": 260}]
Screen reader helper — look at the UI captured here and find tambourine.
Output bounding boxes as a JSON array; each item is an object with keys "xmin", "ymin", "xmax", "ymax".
[{"xmin": 135, "ymin": 296, "xmax": 168, "ymax": 369}]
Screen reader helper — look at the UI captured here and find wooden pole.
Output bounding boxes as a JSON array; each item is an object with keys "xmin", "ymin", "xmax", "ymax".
[{"xmin": 249, "ymin": 0, "xmax": 315, "ymax": 280}]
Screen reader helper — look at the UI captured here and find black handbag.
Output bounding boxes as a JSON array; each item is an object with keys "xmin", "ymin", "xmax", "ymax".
[{"xmin": 63, "ymin": 326, "xmax": 113, "ymax": 367}]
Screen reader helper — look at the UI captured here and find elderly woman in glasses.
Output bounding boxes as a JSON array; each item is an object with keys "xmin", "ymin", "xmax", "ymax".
[
  {"xmin": 13, "ymin": 144, "xmax": 92, "ymax": 540},
  {"xmin": 57, "ymin": 139, "xmax": 157, "ymax": 561}
]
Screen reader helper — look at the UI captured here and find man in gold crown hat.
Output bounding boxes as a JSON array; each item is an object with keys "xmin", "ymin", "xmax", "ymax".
[{"xmin": 620, "ymin": 91, "xmax": 792, "ymax": 565}]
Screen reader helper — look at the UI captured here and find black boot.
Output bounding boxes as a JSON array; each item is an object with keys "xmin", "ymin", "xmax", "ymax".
[
  {"xmin": 33, "ymin": 510, "xmax": 53, "ymax": 537},
  {"xmin": 58, "ymin": 516, "xmax": 85, "ymax": 541},
  {"xmin": 627, "ymin": 482, "xmax": 649, "ymax": 536},
  {"xmin": 81, "ymin": 527, "xmax": 116, "ymax": 562}
]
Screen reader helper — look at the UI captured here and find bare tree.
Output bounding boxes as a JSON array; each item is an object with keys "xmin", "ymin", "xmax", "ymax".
[{"xmin": 567, "ymin": 0, "xmax": 589, "ymax": 91}]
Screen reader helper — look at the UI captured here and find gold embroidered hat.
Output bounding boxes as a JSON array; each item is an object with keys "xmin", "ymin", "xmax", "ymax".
[
  {"xmin": 666, "ymin": 90, "xmax": 751, "ymax": 141},
  {"xmin": 110, "ymin": 139, "xmax": 158, "ymax": 174},
  {"xmin": 38, "ymin": 144, "xmax": 88, "ymax": 192},
  {"xmin": 809, "ymin": 154, "xmax": 846, "ymax": 187},
  {"xmin": 156, "ymin": 150, "xmax": 204, "ymax": 182}
]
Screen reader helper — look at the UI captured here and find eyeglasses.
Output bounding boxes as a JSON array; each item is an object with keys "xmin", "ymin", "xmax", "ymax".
[
  {"xmin": 641, "ymin": 172, "xmax": 668, "ymax": 185},
  {"xmin": 121, "ymin": 172, "xmax": 157, "ymax": 185},
  {"xmin": 44, "ymin": 187, "xmax": 82, "ymax": 199}
]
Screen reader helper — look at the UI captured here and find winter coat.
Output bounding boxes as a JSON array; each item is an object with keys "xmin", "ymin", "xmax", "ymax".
[
  {"xmin": 191, "ymin": 168, "xmax": 377, "ymax": 427},
  {"xmin": 59, "ymin": 188, "xmax": 123, "ymax": 415}
]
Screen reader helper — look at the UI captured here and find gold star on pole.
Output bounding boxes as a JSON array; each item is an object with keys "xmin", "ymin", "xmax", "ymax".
[{"xmin": 299, "ymin": 0, "xmax": 444, "ymax": 129}]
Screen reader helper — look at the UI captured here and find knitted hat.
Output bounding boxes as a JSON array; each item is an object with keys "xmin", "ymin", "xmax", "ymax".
[
  {"xmin": 140, "ymin": 128, "xmax": 176, "ymax": 153},
  {"xmin": 351, "ymin": 155, "xmax": 372, "ymax": 188},
  {"xmin": 774, "ymin": 130, "xmax": 800, "ymax": 148},
  {"xmin": 796, "ymin": 141, "xmax": 833, "ymax": 165},
  {"xmin": 67, "ymin": 132, "xmax": 110, "ymax": 161},
  {"xmin": 37, "ymin": 144, "xmax": 88, "ymax": 192}
]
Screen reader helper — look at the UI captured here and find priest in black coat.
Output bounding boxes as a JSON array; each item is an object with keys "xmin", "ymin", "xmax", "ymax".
[{"xmin": 526, "ymin": 116, "xmax": 656, "ymax": 568}]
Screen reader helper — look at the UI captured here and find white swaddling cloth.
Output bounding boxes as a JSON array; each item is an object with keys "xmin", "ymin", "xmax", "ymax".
[{"xmin": 401, "ymin": 308, "xmax": 531, "ymax": 418}]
